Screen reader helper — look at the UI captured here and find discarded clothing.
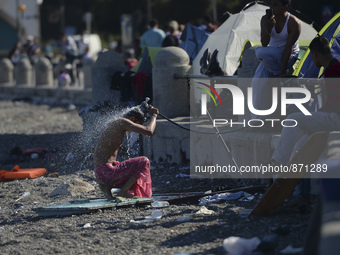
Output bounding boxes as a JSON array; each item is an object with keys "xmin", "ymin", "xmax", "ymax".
[
  {"xmin": 94, "ymin": 156, "xmax": 152, "ymax": 198},
  {"xmin": 132, "ymin": 72, "xmax": 148, "ymax": 104}
]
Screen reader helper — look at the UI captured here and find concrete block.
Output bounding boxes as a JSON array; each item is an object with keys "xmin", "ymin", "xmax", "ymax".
[
  {"xmin": 91, "ymin": 66, "xmax": 127, "ymax": 105},
  {"xmin": 83, "ymin": 58, "xmax": 95, "ymax": 89},
  {"xmin": 237, "ymin": 77, "xmax": 253, "ymax": 122},
  {"xmin": 15, "ymin": 58, "xmax": 33, "ymax": 86},
  {"xmin": 153, "ymin": 47, "xmax": 191, "ymax": 118},
  {"xmin": 149, "ymin": 117, "xmax": 190, "ymax": 164},
  {"xmin": 35, "ymin": 57, "xmax": 53, "ymax": 87},
  {"xmin": 95, "ymin": 50, "xmax": 124, "ymax": 67},
  {"xmin": 0, "ymin": 58, "xmax": 14, "ymax": 85},
  {"xmin": 91, "ymin": 50, "xmax": 127, "ymax": 105},
  {"xmin": 190, "ymin": 120, "xmax": 277, "ymax": 179}
]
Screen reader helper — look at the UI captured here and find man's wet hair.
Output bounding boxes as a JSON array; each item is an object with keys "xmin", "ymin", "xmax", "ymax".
[
  {"xmin": 124, "ymin": 107, "xmax": 147, "ymax": 123},
  {"xmin": 309, "ymin": 36, "xmax": 331, "ymax": 55}
]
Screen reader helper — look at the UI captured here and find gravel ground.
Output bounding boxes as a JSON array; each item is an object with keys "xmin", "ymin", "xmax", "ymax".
[{"xmin": 0, "ymin": 99, "xmax": 313, "ymax": 255}]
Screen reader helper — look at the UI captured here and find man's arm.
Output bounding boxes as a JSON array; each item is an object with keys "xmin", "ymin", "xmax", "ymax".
[
  {"xmin": 279, "ymin": 16, "xmax": 301, "ymax": 77},
  {"xmin": 260, "ymin": 15, "xmax": 275, "ymax": 47},
  {"xmin": 122, "ymin": 107, "xmax": 159, "ymax": 136}
]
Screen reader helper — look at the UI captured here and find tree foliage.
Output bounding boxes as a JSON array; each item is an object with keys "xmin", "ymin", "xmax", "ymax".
[{"xmin": 41, "ymin": 0, "xmax": 339, "ymax": 40}]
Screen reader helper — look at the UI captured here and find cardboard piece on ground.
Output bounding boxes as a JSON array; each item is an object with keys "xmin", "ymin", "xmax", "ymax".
[
  {"xmin": 32, "ymin": 197, "xmax": 154, "ymax": 216},
  {"xmin": 250, "ymin": 131, "xmax": 329, "ymax": 217}
]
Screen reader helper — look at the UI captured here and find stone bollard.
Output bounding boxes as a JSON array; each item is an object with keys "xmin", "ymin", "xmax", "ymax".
[
  {"xmin": 92, "ymin": 50, "xmax": 127, "ymax": 104},
  {"xmin": 15, "ymin": 58, "xmax": 33, "ymax": 86},
  {"xmin": 83, "ymin": 57, "xmax": 95, "ymax": 90},
  {"xmin": 35, "ymin": 57, "xmax": 53, "ymax": 87},
  {"xmin": 152, "ymin": 47, "xmax": 191, "ymax": 118},
  {"xmin": 237, "ymin": 45, "xmax": 261, "ymax": 121},
  {"xmin": 0, "ymin": 58, "xmax": 14, "ymax": 85}
]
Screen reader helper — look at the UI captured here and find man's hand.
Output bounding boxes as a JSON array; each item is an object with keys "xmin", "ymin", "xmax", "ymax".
[
  {"xmin": 148, "ymin": 106, "xmax": 159, "ymax": 117},
  {"xmin": 263, "ymin": 14, "xmax": 276, "ymax": 34},
  {"xmin": 261, "ymin": 15, "xmax": 276, "ymax": 46}
]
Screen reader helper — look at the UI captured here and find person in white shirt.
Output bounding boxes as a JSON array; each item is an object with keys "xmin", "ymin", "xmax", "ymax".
[{"xmin": 251, "ymin": 0, "xmax": 301, "ymax": 119}]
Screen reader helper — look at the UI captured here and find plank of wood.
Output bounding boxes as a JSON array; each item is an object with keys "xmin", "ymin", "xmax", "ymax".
[{"xmin": 250, "ymin": 131, "xmax": 329, "ymax": 217}]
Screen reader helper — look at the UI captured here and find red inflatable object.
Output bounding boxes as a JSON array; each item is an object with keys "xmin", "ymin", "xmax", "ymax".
[{"xmin": 0, "ymin": 165, "xmax": 47, "ymax": 181}]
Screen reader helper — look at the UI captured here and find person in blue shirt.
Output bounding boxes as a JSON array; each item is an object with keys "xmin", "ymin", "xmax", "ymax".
[{"xmin": 140, "ymin": 19, "xmax": 166, "ymax": 48}]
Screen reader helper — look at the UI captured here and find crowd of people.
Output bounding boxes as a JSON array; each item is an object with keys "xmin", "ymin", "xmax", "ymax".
[
  {"xmin": 7, "ymin": 35, "xmax": 40, "ymax": 66},
  {"xmin": 7, "ymin": 15, "xmax": 219, "ymax": 88},
  {"xmin": 139, "ymin": 17, "xmax": 218, "ymax": 49},
  {"xmin": 7, "ymin": 33, "xmax": 96, "ymax": 87}
]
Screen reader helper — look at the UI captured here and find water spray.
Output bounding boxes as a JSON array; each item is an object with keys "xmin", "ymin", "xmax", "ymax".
[{"xmin": 139, "ymin": 97, "xmax": 246, "ymax": 185}]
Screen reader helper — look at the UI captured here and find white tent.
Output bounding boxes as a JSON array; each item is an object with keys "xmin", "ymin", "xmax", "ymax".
[{"xmin": 192, "ymin": 2, "xmax": 318, "ymax": 76}]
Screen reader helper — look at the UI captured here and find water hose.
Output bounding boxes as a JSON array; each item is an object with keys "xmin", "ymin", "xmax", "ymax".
[{"xmin": 140, "ymin": 98, "xmax": 247, "ymax": 185}]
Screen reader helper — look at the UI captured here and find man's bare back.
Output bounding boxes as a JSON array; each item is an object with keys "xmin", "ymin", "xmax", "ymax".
[
  {"xmin": 94, "ymin": 107, "xmax": 158, "ymax": 168},
  {"xmin": 94, "ymin": 118, "xmax": 128, "ymax": 168}
]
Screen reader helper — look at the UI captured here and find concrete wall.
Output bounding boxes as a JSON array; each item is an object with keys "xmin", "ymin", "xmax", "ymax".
[
  {"xmin": 0, "ymin": 56, "xmax": 92, "ymax": 105},
  {"xmin": 91, "ymin": 50, "xmax": 127, "ymax": 105},
  {"xmin": 146, "ymin": 117, "xmax": 190, "ymax": 163},
  {"xmin": 148, "ymin": 47, "xmax": 191, "ymax": 163},
  {"xmin": 153, "ymin": 47, "xmax": 191, "ymax": 118}
]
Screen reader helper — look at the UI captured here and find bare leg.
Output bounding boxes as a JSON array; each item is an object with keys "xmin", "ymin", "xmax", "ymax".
[
  {"xmin": 98, "ymin": 183, "xmax": 115, "ymax": 200},
  {"xmin": 116, "ymin": 177, "xmax": 140, "ymax": 198}
]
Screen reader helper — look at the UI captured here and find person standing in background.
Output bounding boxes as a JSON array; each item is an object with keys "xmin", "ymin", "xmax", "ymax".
[{"xmin": 140, "ymin": 19, "xmax": 165, "ymax": 48}]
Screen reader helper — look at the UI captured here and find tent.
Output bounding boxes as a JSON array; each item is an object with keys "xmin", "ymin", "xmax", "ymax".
[
  {"xmin": 293, "ymin": 12, "xmax": 340, "ymax": 78},
  {"xmin": 192, "ymin": 2, "xmax": 318, "ymax": 76},
  {"xmin": 131, "ymin": 46, "xmax": 162, "ymax": 73},
  {"xmin": 179, "ymin": 23, "xmax": 210, "ymax": 63}
]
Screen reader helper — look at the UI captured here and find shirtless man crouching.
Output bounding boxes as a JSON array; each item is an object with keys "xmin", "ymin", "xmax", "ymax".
[{"xmin": 94, "ymin": 106, "xmax": 159, "ymax": 199}]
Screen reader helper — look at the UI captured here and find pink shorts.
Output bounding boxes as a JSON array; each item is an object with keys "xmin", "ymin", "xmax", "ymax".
[{"xmin": 94, "ymin": 156, "xmax": 152, "ymax": 198}]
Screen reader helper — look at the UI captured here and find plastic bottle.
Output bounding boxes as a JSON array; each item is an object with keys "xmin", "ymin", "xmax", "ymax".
[{"xmin": 151, "ymin": 200, "xmax": 169, "ymax": 208}]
